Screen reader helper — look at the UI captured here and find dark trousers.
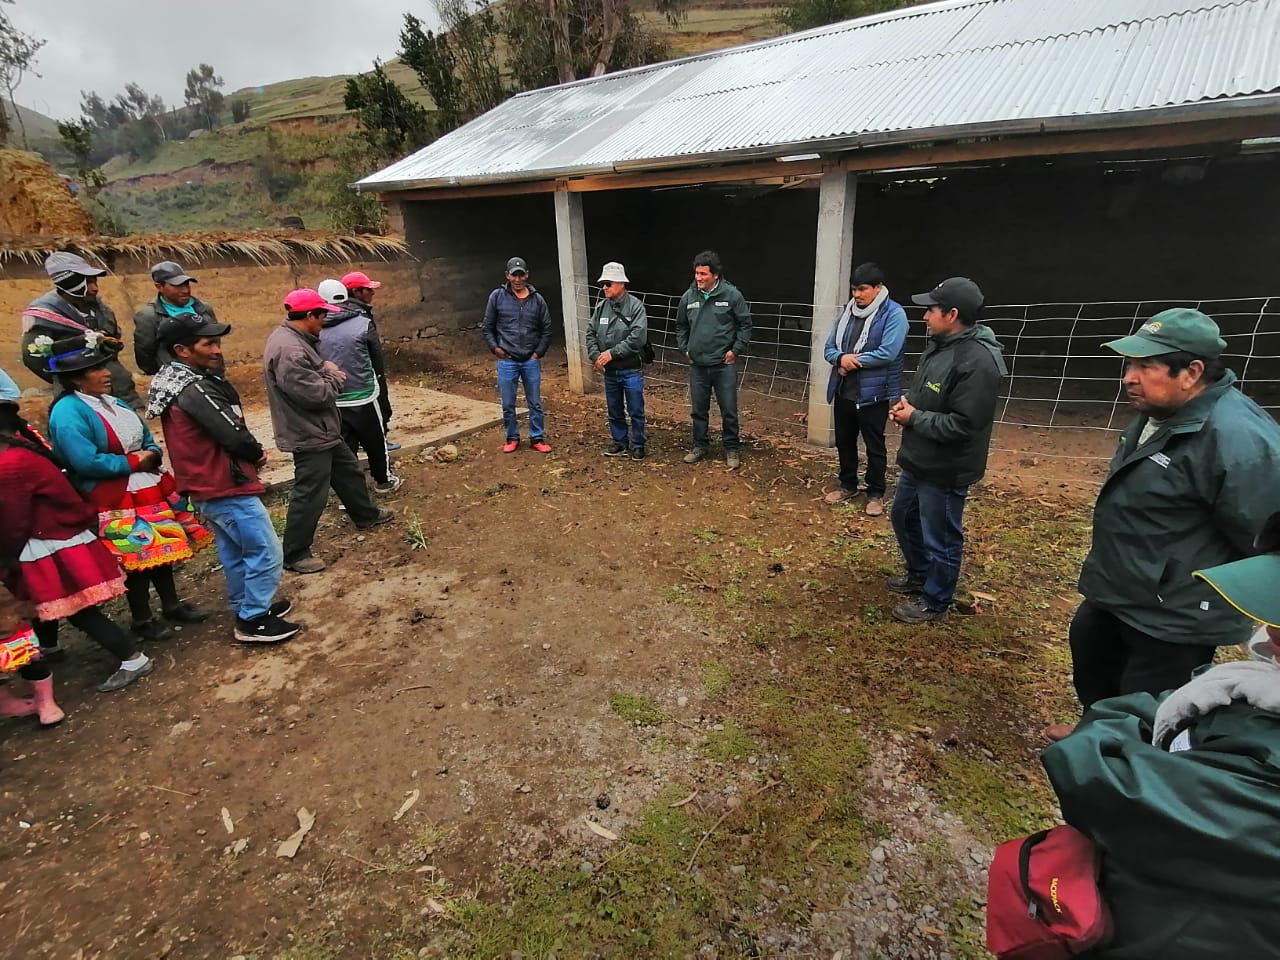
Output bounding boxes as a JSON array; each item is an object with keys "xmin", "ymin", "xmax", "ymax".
[
  {"xmin": 890, "ymin": 467, "xmax": 968, "ymax": 611},
  {"xmin": 124, "ymin": 566, "xmax": 180, "ymax": 623},
  {"xmin": 33, "ymin": 608, "xmax": 136, "ymax": 660},
  {"xmin": 283, "ymin": 444, "xmax": 382, "ymax": 564},
  {"xmin": 689, "ymin": 362, "xmax": 740, "ymax": 451},
  {"xmin": 340, "ymin": 403, "xmax": 391, "ymax": 483},
  {"xmin": 1068, "ymin": 599, "xmax": 1216, "ymax": 709},
  {"xmin": 833, "ymin": 397, "xmax": 889, "ymax": 497}
]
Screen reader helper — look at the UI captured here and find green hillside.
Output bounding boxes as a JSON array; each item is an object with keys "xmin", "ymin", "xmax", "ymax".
[{"xmin": 3, "ymin": 100, "xmax": 60, "ymax": 142}]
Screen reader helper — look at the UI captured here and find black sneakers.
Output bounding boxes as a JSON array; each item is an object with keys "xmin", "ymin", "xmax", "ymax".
[
  {"xmin": 886, "ymin": 574, "xmax": 925, "ymax": 595},
  {"xmin": 630, "ymin": 447, "xmax": 646, "ymax": 461},
  {"xmin": 891, "ymin": 599, "xmax": 949, "ymax": 624},
  {"xmin": 604, "ymin": 443, "xmax": 628, "ymax": 457},
  {"xmin": 133, "ymin": 619, "xmax": 176, "ymax": 642},
  {"xmin": 235, "ymin": 613, "xmax": 302, "ymax": 645},
  {"xmin": 270, "ymin": 598, "xmax": 294, "ymax": 618}
]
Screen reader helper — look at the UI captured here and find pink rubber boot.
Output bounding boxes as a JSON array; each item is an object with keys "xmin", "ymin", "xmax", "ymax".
[
  {"xmin": 0, "ymin": 684, "xmax": 37, "ymax": 719},
  {"xmin": 30, "ymin": 678, "xmax": 64, "ymax": 727}
]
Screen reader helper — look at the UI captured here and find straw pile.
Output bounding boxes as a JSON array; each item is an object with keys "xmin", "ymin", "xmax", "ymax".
[{"xmin": 0, "ymin": 149, "xmax": 95, "ymax": 236}]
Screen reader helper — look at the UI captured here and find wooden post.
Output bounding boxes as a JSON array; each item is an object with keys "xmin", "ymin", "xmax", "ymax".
[
  {"xmin": 807, "ymin": 170, "xmax": 857, "ymax": 446},
  {"xmin": 554, "ymin": 184, "xmax": 595, "ymax": 394}
]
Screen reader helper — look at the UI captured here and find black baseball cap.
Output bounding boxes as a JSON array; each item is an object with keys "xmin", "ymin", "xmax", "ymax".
[
  {"xmin": 157, "ymin": 312, "xmax": 231, "ymax": 346},
  {"xmin": 151, "ymin": 260, "xmax": 197, "ymax": 285},
  {"xmin": 506, "ymin": 256, "xmax": 528, "ymax": 275},
  {"xmin": 912, "ymin": 277, "xmax": 984, "ymax": 318}
]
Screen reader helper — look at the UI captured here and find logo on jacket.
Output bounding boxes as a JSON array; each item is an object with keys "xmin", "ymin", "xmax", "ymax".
[{"xmin": 926, "ymin": 381, "xmax": 941, "ymax": 393}]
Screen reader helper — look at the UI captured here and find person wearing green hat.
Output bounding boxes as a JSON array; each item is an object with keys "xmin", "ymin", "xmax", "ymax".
[{"xmin": 1046, "ymin": 308, "xmax": 1280, "ymax": 741}]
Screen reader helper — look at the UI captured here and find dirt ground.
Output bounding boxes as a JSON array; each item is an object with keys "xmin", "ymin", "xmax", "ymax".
[{"xmin": 0, "ymin": 345, "xmax": 1102, "ymax": 960}]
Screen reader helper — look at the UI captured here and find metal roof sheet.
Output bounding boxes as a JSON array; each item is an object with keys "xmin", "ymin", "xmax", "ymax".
[{"xmin": 359, "ymin": 0, "xmax": 1280, "ymax": 191}]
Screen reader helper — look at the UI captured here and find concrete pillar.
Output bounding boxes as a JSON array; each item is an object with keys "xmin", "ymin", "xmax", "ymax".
[
  {"xmin": 554, "ymin": 185, "xmax": 595, "ymax": 394},
  {"xmin": 806, "ymin": 170, "xmax": 857, "ymax": 446}
]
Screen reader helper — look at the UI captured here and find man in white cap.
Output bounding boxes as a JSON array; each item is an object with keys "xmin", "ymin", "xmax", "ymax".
[
  {"xmin": 585, "ymin": 262, "xmax": 649, "ymax": 460},
  {"xmin": 133, "ymin": 260, "xmax": 221, "ymax": 375},
  {"xmin": 21, "ymin": 252, "xmax": 143, "ymax": 410}
]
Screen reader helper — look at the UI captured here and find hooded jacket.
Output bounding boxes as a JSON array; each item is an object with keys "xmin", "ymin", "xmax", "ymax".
[
  {"xmin": 482, "ymin": 283, "xmax": 552, "ymax": 362},
  {"xmin": 317, "ymin": 304, "xmax": 384, "ymax": 406},
  {"xmin": 133, "ymin": 295, "xmax": 220, "ymax": 374},
  {"xmin": 262, "ymin": 322, "xmax": 343, "ymax": 453},
  {"xmin": 21, "ymin": 290, "xmax": 141, "ymax": 408},
  {"xmin": 896, "ymin": 324, "xmax": 1007, "ymax": 487}
]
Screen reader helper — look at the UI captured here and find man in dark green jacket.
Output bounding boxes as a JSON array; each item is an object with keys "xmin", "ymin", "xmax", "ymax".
[
  {"xmin": 1042, "ymin": 525, "xmax": 1280, "ymax": 959},
  {"xmin": 586, "ymin": 261, "xmax": 648, "ymax": 460},
  {"xmin": 887, "ymin": 277, "xmax": 1006, "ymax": 624},
  {"xmin": 133, "ymin": 261, "xmax": 220, "ymax": 375},
  {"xmin": 1046, "ymin": 309, "xmax": 1280, "ymax": 741},
  {"xmin": 675, "ymin": 250, "xmax": 751, "ymax": 469}
]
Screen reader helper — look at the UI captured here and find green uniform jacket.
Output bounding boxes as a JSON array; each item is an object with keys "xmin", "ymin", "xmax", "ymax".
[
  {"xmin": 675, "ymin": 279, "xmax": 751, "ymax": 366},
  {"xmin": 897, "ymin": 324, "xmax": 1007, "ymax": 487},
  {"xmin": 1042, "ymin": 692, "xmax": 1280, "ymax": 959},
  {"xmin": 585, "ymin": 292, "xmax": 647, "ymax": 371},
  {"xmin": 1078, "ymin": 372, "xmax": 1280, "ymax": 647}
]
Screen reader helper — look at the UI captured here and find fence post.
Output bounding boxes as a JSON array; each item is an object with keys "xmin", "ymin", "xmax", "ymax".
[
  {"xmin": 807, "ymin": 169, "xmax": 857, "ymax": 446},
  {"xmin": 554, "ymin": 184, "xmax": 595, "ymax": 394}
]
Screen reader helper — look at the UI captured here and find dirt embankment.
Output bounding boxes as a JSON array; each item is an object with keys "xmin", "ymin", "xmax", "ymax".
[{"xmin": 0, "ymin": 149, "xmax": 95, "ymax": 236}]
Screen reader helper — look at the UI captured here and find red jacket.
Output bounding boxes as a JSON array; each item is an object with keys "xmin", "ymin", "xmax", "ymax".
[{"xmin": 0, "ymin": 444, "xmax": 98, "ymax": 562}]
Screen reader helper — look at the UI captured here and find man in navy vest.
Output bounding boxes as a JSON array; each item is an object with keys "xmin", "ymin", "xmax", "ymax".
[{"xmin": 822, "ymin": 262, "xmax": 907, "ymax": 517}]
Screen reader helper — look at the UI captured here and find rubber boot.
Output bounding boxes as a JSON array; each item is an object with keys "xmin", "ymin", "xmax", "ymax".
[
  {"xmin": 0, "ymin": 684, "xmax": 37, "ymax": 718},
  {"xmin": 30, "ymin": 677, "xmax": 64, "ymax": 727}
]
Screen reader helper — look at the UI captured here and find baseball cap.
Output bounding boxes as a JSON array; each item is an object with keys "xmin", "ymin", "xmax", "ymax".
[
  {"xmin": 598, "ymin": 262, "xmax": 629, "ymax": 284},
  {"xmin": 317, "ymin": 278, "xmax": 349, "ymax": 304},
  {"xmin": 1194, "ymin": 513, "xmax": 1280, "ymax": 627},
  {"xmin": 506, "ymin": 256, "xmax": 528, "ymax": 275},
  {"xmin": 157, "ymin": 312, "xmax": 231, "ymax": 346},
  {"xmin": 1102, "ymin": 308, "xmax": 1227, "ymax": 359},
  {"xmin": 151, "ymin": 260, "xmax": 197, "ymax": 285},
  {"xmin": 911, "ymin": 277, "xmax": 984, "ymax": 318},
  {"xmin": 44, "ymin": 251, "xmax": 107, "ymax": 281},
  {"xmin": 340, "ymin": 271, "xmax": 381, "ymax": 290},
  {"xmin": 284, "ymin": 289, "xmax": 340, "ymax": 314}
]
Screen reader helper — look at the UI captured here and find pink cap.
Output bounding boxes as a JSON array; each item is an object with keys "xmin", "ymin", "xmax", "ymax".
[
  {"xmin": 341, "ymin": 271, "xmax": 382, "ymax": 290},
  {"xmin": 284, "ymin": 288, "xmax": 339, "ymax": 313}
]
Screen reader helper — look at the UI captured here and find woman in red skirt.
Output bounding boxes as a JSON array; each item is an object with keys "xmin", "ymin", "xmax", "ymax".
[{"xmin": 0, "ymin": 394, "xmax": 153, "ymax": 693}]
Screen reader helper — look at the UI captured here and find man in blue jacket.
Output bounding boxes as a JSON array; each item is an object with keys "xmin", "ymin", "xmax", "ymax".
[
  {"xmin": 822, "ymin": 262, "xmax": 907, "ymax": 516},
  {"xmin": 482, "ymin": 257, "xmax": 553, "ymax": 453}
]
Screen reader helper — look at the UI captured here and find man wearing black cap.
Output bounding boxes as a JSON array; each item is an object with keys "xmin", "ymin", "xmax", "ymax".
[
  {"xmin": 886, "ymin": 277, "xmax": 1006, "ymax": 624},
  {"xmin": 20, "ymin": 251, "xmax": 143, "ymax": 410},
  {"xmin": 482, "ymin": 256, "xmax": 553, "ymax": 453},
  {"xmin": 133, "ymin": 260, "xmax": 221, "ymax": 375},
  {"xmin": 1045, "ymin": 308, "xmax": 1280, "ymax": 741}
]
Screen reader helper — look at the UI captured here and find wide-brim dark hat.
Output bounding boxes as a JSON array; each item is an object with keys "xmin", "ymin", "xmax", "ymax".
[{"xmin": 45, "ymin": 335, "xmax": 123, "ymax": 375}]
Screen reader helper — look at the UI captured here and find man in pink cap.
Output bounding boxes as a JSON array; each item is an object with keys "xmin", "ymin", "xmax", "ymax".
[
  {"xmin": 341, "ymin": 270, "xmax": 395, "ymax": 446},
  {"xmin": 263, "ymin": 289, "xmax": 393, "ymax": 574}
]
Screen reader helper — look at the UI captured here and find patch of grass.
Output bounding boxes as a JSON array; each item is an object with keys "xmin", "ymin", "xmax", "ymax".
[
  {"xmin": 929, "ymin": 751, "xmax": 1048, "ymax": 840},
  {"xmin": 609, "ymin": 692, "xmax": 668, "ymax": 727},
  {"xmin": 738, "ymin": 536, "xmax": 765, "ymax": 550},
  {"xmin": 404, "ymin": 511, "xmax": 429, "ymax": 551},
  {"xmin": 702, "ymin": 661, "xmax": 732, "ymax": 699},
  {"xmin": 862, "ymin": 603, "xmax": 886, "ymax": 625},
  {"xmin": 704, "ymin": 719, "xmax": 754, "ymax": 761},
  {"xmin": 662, "ymin": 583, "xmax": 696, "ymax": 605},
  {"xmin": 724, "ymin": 585, "xmax": 745, "ymax": 606},
  {"xmin": 743, "ymin": 623, "xmax": 773, "ymax": 649},
  {"xmin": 692, "ymin": 528, "xmax": 722, "ymax": 544},
  {"xmin": 412, "ymin": 823, "xmax": 449, "ymax": 857},
  {"xmin": 756, "ymin": 588, "xmax": 780, "ymax": 604}
]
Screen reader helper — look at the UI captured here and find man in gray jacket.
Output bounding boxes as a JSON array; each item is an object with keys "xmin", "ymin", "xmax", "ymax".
[
  {"xmin": 263, "ymin": 289, "xmax": 393, "ymax": 574},
  {"xmin": 586, "ymin": 261, "xmax": 649, "ymax": 460},
  {"xmin": 133, "ymin": 260, "xmax": 220, "ymax": 375}
]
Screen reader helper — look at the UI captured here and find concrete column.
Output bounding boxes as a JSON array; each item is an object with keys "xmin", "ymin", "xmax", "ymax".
[
  {"xmin": 554, "ymin": 185, "xmax": 595, "ymax": 394},
  {"xmin": 806, "ymin": 170, "xmax": 857, "ymax": 446}
]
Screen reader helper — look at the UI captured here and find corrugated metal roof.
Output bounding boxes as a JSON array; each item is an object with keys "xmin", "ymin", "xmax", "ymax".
[{"xmin": 359, "ymin": 0, "xmax": 1280, "ymax": 191}]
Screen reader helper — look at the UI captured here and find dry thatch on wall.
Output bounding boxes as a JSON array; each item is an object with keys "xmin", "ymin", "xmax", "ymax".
[{"xmin": 0, "ymin": 230, "xmax": 409, "ymax": 267}]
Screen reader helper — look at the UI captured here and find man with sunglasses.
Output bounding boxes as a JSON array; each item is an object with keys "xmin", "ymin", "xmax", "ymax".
[{"xmin": 585, "ymin": 262, "xmax": 648, "ymax": 460}]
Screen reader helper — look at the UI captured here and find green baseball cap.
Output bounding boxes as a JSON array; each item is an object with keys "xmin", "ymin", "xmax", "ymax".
[
  {"xmin": 1103, "ymin": 308, "xmax": 1227, "ymax": 359},
  {"xmin": 1194, "ymin": 513, "xmax": 1280, "ymax": 627}
]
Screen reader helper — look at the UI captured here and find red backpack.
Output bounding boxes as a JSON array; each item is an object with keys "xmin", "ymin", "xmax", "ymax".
[{"xmin": 986, "ymin": 825, "xmax": 1114, "ymax": 959}]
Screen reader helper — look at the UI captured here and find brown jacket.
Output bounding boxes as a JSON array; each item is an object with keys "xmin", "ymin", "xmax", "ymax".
[{"xmin": 262, "ymin": 322, "xmax": 342, "ymax": 453}]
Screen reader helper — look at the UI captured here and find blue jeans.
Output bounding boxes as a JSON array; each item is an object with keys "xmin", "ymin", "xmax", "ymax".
[
  {"xmin": 604, "ymin": 367, "xmax": 647, "ymax": 449},
  {"xmin": 688, "ymin": 362, "xmax": 740, "ymax": 450},
  {"xmin": 890, "ymin": 468, "xmax": 969, "ymax": 611},
  {"xmin": 497, "ymin": 358, "xmax": 545, "ymax": 440},
  {"xmin": 195, "ymin": 494, "xmax": 284, "ymax": 621}
]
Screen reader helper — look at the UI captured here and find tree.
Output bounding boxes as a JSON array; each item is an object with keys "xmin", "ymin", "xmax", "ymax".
[
  {"xmin": 0, "ymin": 0, "xmax": 45, "ymax": 147},
  {"xmin": 230, "ymin": 98, "xmax": 251, "ymax": 123},
  {"xmin": 778, "ymin": 0, "xmax": 919, "ymax": 33},
  {"xmin": 55, "ymin": 120, "xmax": 106, "ymax": 192},
  {"xmin": 400, "ymin": 3, "xmax": 504, "ymax": 137},
  {"xmin": 398, "ymin": 14, "xmax": 464, "ymax": 133},
  {"xmin": 343, "ymin": 60, "xmax": 433, "ymax": 163},
  {"xmin": 184, "ymin": 62, "xmax": 225, "ymax": 130}
]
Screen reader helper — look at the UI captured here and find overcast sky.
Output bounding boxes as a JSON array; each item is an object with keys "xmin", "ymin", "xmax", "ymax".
[{"xmin": 9, "ymin": 1, "xmax": 435, "ymax": 119}]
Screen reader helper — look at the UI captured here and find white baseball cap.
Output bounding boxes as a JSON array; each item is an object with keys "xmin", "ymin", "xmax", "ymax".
[{"xmin": 317, "ymin": 278, "xmax": 349, "ymax": 304}]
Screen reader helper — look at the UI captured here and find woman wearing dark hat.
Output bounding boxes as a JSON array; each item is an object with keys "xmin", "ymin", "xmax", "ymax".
[
  {"xmin": 43, "ymin": 335, "xmax": 213, "ymax": 643},
  {"xmin": 0, "ymin": 392, "xmax": 149, "ymax": 696}
]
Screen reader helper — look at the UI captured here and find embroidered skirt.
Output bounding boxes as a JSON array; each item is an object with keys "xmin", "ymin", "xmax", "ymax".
[
  {"xmin": 18, "ymin": 529, "xmax": 127, "ymax": 621},
  {"xmin": 0, "ymin": 624, "xmax": 41, "ymax": 673},
  {"xmin": 96, "ymin": 475, "xmax": 213, "ymax": 572}
]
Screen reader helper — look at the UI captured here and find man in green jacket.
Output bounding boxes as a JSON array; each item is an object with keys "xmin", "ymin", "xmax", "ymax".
[
  {"xmin": 585, "ymin": 261, "xmax": 649, "ymax": 460},
  {"xmin": 1046, "ymin": 309, "xmax": 1280, "ymax": 741},
  {"xmin": 1041, "ymin": 522, "xmax": 1280, "ymax": 959},
  {"xmin": 887, "ymin": 277, "xmax": 1006, "ymax": 624},
  {"xmin": 675, "ymin": 250, "xmax": 751, "ymax": 469}
]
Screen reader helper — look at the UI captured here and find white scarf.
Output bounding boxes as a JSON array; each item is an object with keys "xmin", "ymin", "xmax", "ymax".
[{"xmin": 834, "ymin": 286, "xmax": 890, "ymax": 356}]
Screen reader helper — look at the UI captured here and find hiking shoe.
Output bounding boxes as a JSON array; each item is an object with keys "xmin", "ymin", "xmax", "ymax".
[
  {"xmin": 683, "ymin": 447, "xmax": 707, "ymax": 464},
  {"xmin": 725, "ymin": 451, "xmax": 741, "ymax": 470},
  {"xmin": 502, "ymin": 439, "xmax": 519, "ymax": 453},
  {"xmin": 356, "ymin": 508, "xmax": 395, "ymax": 530},
  {"xmin": 630, "ymin": 447, "xmax": 646, "ymax": 461},
  {"xmin": 865, "ymin": 497, "xmax": 885, "ymax": 517},
  {"xmin": 235, "ymin": 613, "xmax": 302, "ymax": 645},
  {"xmin": 133, "ymin": 620, "xmax": 176, "ymax": 643},
  {"xmin": 604, "ymin": 443, "xmax": 628, "ymax": 457},
  {"xmin": 824, "ymin": 488, "xmax": 856, "ymax": 504},
  {"xmin": 531, "ymin": 438, "xmax": 552, "ymax": 453},
  {"xmin": 886, "ymin": 574, "xmax": 925, "ymax": 594},
  {"xmin": 374, "ymin": 475, "xmax": 404, "ymax": 495},
  {"xmin": 97, "ymin": 658, "xmax": 153, "ymax": 693},
  {"xmin": 163, "ymin": 601, "xmax": 208, "ymax": 623},
  {"xmin": 286, "ymin": 557, "xmax": 327, "ymax": 574},
  {"xmin": 270, "ymin": 598, "xmax": 294, "ymax": 618},
  {"xmin": 892, "ymin": 599, "xmax": 948, "ymax": 624}
]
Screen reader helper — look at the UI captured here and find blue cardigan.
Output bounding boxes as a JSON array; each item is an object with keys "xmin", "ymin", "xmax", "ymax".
[{"xmin": 48, "ymin": 393, "xmax": 162, "ymax": 495}]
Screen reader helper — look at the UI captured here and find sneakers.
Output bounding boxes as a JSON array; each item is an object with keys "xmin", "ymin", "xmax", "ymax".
[
  {"xmin": 163, "ymin": 601, "xmax": 208, "ymax": 623},
  {"xmin": 604, "ymin": 443, "xmax": 628, "ymax": 457},
  {"xmin": 891, "ymin": 599, "xmax": 949, "ymax": 624},
  {"xmin": 235, "ymin": 613, "xmax": 302, "ymax": 645},
  {"xmin": 630, "ymin": 447, "xmax": 646, "ymax": 461},
  {"xmin": 824, "ymin": 488, "xmax": 855, "ymax": 504},
  {"xmin": 97, "ymin": 658, "xmax": 154, "ymax": 693},
  {"xmin": 865, "ymin": 497, "xmax": 885, "ymax": 517},
  {"xmin": 374, "ymin": 475, "xmax": 404, "ymax": 495},
  {"xmin": 356, "ymin": 508, "xmax": 395, "ymax": 530},
  {"xmin": 286, "ymin": 557, "xmax": 327, "ymax": 574},
  {"xmin": 531, "ymin": 438, "xmax": 552, "ymax": 453},
  {"xmin": 386, "ymin": 442, "xmax": 402, "ymax": 452},
  {"xmin": 133, "ymin": 620, "xmax": 176, "ymax": 643},
  {"xmin": 725, "ymin": 451, "xmax": 741, "ymax": 470},
  {"xmin": 270, "ymin": 598, "xmax": 294, "ymax": 618},
  {"xmin": 683, "ymin": 447, "xmax": 707, "ymax": 464},
  {"xmin": 502, "ymin": 439, "xmax": 519, "ymax": 453},
  {"xmin": 886, "ymin": 574, "xmax": 925, "ymax": 594}
]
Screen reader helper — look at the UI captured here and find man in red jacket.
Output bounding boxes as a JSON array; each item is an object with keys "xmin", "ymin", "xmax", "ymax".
[{"xmin": 146, "ymin": 313, "xmax": 300, "ymax": 644}]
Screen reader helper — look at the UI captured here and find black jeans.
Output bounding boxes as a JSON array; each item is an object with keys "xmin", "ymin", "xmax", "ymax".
[
  {"xmin": 283, "ymin": 444, "xmax": 382, "ymax": 564},
  {"xmin": 340, "ymin": 404, "xmax": 391, "ymax": 484},
  {"xmin": 688, "ymin": 362, "xmax": 740, "ymax": 451},
  {"xmin": 124, "ymin": 565, "xmax": 180, "ymax": 623},
  {"xmin": 1068, "ymin": 599, "xmax": 1216, "ymax": 709},
  {"xmin": 833, "ymin": 397, "xmax": 889, "ymax": 497}
]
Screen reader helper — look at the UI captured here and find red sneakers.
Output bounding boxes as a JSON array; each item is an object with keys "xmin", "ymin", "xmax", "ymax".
[
  {"xmin": 531, "ymin": 439, "xmax": 552, "ymax": 453},
  {"xmin": 502, "ymin": 439, "xmax": 519, "ymax": 453}
]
